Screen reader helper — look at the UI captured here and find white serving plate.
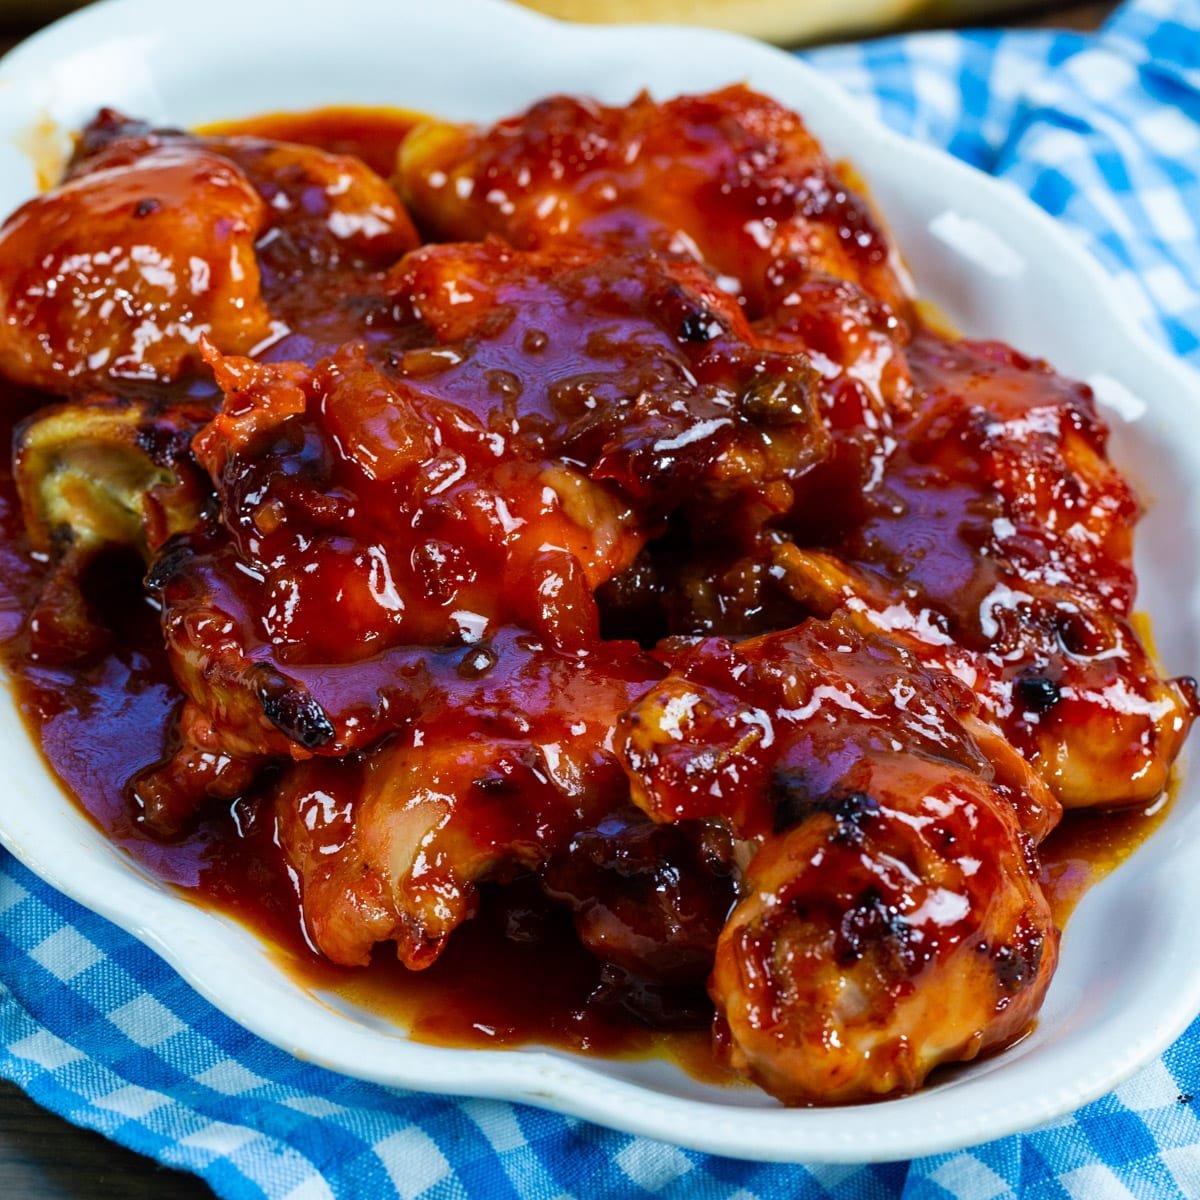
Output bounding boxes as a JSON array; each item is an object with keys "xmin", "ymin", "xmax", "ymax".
[{"xmin": 0, "ymin": 0, "xmax": 1198, "ymax": 1165}]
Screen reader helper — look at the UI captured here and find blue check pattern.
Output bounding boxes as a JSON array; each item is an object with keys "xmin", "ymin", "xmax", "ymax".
[{"xmin": 2, "ymin": 0, "xmax": 1199, "ymax": 1196}]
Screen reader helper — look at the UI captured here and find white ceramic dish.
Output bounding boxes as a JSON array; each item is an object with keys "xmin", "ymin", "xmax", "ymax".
[{"xmin": 0, "ymin": 0, "xmax": 1198, "ymax": 1165}]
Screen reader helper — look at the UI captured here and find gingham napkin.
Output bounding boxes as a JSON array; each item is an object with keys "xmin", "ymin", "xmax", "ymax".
[{"xmin": 2, "ymin": 0, "xmax": 1199, "ymax": 1196}]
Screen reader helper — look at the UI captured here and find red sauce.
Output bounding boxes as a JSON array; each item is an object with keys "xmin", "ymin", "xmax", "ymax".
[
  {"xmin": 0, "ymin": 104, "xmax": 1185, "ymax": 1097},
  {"xmin": 0, "ymin": 377, "xmax": 726, "ymax": 1072},
  {"xmin": 0, "ymin": 377, "xmax": 1171, "ymax": 1084},
  {"xmin": 1039, "ymin": 791, "xmax": 1173, "ymax": 926},
  {"xmin": 0, "ymin": 444, "xmax": 1165, "ymax": 1072}
]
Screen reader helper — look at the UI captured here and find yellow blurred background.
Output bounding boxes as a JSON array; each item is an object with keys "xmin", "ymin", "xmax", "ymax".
[{"xmin": 0, "ymin": 0, "xmax": 1098, "ymax": 45}]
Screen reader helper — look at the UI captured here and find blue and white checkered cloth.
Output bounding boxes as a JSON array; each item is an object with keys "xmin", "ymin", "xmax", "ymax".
[{"xmin": 2, "ymin": 0, "xmax": 1199, "ymax": 1196}]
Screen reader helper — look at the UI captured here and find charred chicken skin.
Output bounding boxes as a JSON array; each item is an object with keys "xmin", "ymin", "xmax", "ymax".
[
  {"xmin": 0, "ymin": 88, "xmax": 1191, "ymax": 1108},
  {"xmin": 621, "ymin": 616, "xmax": 1059, "ymax": 1102}
]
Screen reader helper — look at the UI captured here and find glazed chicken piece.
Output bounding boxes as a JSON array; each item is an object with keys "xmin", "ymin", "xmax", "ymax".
[
  {"xmin": 775, "ymin": 332, "xmax": 1197, "ymax": 808},
  {"xmin": 15, "ymin": 395, "xmax": 208, "ymax": 558},
  {"xmin": 273, "ymin": 630, "xmax": 661, "ymax": 969},
  {"xmin": 70, "ymin": 109, "xmax": 421, "ymax": 358},
  {"xmin": 133, "ymin": 339, "xmax": 643, "ymax": 830},
  {"xmin": 776, "ymin": 546, "xmax": 1195, "ymax": 812},
  {"xmin": 72, "ymin": 110, "xmax": 420, "ymax": 280},
  {"xmin": 137, "ymin": 238, "xmax": 829, "ymax": 828},
  {"xmin": 886, "ymin": 333, "xmax": 1137, "ymax": 613},
  {"xmin": 12, "ymin": 395, "xmax": 211, "ymax": 663},
  {"xmin": 391, "ymin": 237, "xmax": 827, "ymax": 642},
  {"xmin": 620, "ymin": 616, "xmax": 1060, "ymax": 1103},
  {"xmin": 597, "ymin": 269, "xmax": 916, "ymax": 641},
  {"xmin": 0, "ymin": 108, "xmax": 421, "ymax": 395},
  {"xmin": 398, "ymin": 85, "xmax": 912, "ymax": 319},
  {"xmin": 0, "ymin": 135, "xmax": 271, "ymax": 391},
  {"xmin": 716, "ymin": 758, "xmax": 1055, "ymax": 1105}
]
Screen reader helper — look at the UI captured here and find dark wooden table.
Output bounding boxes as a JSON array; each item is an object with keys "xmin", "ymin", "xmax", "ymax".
[{"xmin": 0, "ymin": 1, "xmax": 1117, "ymax": 1195}]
